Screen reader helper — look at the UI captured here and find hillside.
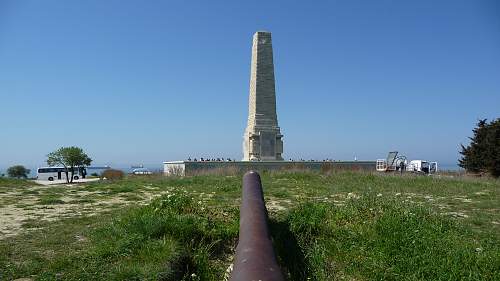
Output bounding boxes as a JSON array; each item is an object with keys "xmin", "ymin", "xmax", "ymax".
[{"xmin": 1, "ymin": 172, "xmax": 499, "ymax": 280}]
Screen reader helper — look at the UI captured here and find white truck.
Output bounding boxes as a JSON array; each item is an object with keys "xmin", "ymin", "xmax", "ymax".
[{"xmin": 406, "ymin": 160, "xmax": 438, "ymax": 174}]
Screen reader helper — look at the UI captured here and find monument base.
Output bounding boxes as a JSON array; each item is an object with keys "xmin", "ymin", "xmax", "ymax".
[{"xmin": 163, "ymin": 160, "xmax": 376, "ymax": 176}]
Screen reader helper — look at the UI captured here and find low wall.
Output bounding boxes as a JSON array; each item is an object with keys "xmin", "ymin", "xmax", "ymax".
[{"xmin": 163, "ymin": 160, "xmax": 376, "ymax": 176}]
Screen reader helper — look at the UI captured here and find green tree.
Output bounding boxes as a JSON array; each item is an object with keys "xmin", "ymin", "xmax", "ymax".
[
  {"xmin": 7, "ymin": 165, "xmax": 30, "ymax": 179},
  {"xmin": 47, "ymin": 147, "xmax": 92, "ymax": 183},
  {"xmin": 459, "ymin": 118, "xmax": 500, "ymax": 177}
]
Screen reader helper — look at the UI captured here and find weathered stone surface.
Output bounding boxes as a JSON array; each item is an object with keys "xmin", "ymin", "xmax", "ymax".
[
  {"xmin": 164, "ymin": 161, "xmax": 377, "ymax": 176},
  {"xmin": 243, "ymin": 31, "xmax": 284, "ymax": 161}
]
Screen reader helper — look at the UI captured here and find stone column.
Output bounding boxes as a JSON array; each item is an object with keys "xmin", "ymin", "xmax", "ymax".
[{"xmin": 243, "ymin": 31, "xmax": 283, "ymax": 161}]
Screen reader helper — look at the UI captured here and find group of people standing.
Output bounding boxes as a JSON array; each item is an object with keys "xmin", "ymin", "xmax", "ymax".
[{"xmin": 187, "ymin": 157, "xmax": 234, "ymax": 162}]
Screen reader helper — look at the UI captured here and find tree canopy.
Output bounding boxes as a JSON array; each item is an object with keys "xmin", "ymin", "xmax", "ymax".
[
  {"xmin": 7, "ymin": 165, "xmax": 30, "ymax": 179},
  {"xmin": 47, "ymin": 146, "xmax": 92, "ymax": 183},
  {"xmin": 459, "ymin": 119, "xmax": 500, "ymax": 177}
]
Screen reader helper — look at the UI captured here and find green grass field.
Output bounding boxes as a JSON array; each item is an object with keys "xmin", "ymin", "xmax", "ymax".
[
  {"xmin": 0, "ymin": 172, "xmax": 499, "ymax": 280},
  {"xmin": 0, "ymin": 177, "xmax": 39, "ymax": 189}
]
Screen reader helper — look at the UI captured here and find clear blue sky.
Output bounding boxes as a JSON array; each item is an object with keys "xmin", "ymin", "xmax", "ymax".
[{"xmin": 1, "ymin": 0, "xmax": 499, "ymax": 169}]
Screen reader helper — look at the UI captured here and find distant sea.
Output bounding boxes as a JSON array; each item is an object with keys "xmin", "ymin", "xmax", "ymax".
[{"xmin": 438, "ymin": 164, "xmax": 463, "ymax": 171}]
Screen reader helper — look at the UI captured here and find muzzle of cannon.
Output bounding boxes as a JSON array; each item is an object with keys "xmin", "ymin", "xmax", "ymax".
[{"xmin": 229, "ymin": 171, "xmax": 284, "ymax": 281}]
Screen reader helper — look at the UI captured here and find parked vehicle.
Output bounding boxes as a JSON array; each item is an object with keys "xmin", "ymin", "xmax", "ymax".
[
  {"xmin": 376, "ymin": 151, "xmax": 438, "ymax": 175},
  {"xmin": 132, "ymin": 168, "xmax": 152, "ymax": 175},
  {"xmin": 37, "ymin": 166, "xmax": 87, "ymax": 181},
  {"xmin": 407, "ymin": 160, "xmax": 438, "ymax": 174}
]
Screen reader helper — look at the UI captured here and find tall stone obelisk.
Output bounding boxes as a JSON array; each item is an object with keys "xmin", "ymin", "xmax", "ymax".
[{"xmin": 243, "ymin": 31, "xmax": 283, "ymax": 161}]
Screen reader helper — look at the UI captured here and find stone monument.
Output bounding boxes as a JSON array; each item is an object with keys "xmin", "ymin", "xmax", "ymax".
[
  {"xmin": 243, "ymin": 31, "xmax": 284, "ymax": 161},
  {"xmin": 163, "ymin": 31, "xmax": 377, "ymax": 175}
]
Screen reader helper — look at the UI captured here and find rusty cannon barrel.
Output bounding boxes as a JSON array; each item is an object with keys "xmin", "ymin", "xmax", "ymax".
[{"xmin": 230, "ymin": 171, "xmax": 284, "ymax": 281}]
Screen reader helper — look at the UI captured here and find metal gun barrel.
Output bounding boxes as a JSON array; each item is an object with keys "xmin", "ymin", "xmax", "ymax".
[{"xmin": 229, "ymin": 171, "xmax": 284, "ymax": 281}]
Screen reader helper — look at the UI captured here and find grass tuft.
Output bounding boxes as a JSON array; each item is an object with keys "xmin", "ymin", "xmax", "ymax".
[
  {"xmin": 274, "ymin": 194, "xmax": 500, "ymax": 280},
  {"xmin": 0, "ymin": 177, "xmax": 36, "ymax": 186},
  {"xmin": 38, "ymin": 195, "xmax": 65, "ymax": 205}
]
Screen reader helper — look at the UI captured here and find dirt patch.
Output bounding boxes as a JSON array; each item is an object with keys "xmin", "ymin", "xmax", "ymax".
[{"xmin": 0, "ymin": 184, "xmax": 162, "ymax": 239}]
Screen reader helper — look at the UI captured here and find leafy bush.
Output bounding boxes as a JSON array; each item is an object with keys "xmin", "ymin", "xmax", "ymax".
[
  {"xmin": 102, "ymin": 169, "xmax": 124, "ymax": 181},
  {"xmin": 7, "ymin": 165, "xmax": 30, "ymax": 179}
]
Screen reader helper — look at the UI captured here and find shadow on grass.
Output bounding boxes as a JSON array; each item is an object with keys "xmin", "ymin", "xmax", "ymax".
[
  {"xmin": 269, "ymin": 219, "xmax": 310, "ymax": 281},
  {"xmin": 162, "ymin": 252, "xmax": 194, "ymax": 281}
]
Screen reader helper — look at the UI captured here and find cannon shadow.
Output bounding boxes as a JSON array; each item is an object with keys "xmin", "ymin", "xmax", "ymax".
[{"xmin": 269, "ymin": 219, "xmax": 310, "ymax": 281}]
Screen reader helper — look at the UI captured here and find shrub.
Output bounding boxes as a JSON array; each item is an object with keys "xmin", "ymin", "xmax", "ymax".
[
  {"xmin": 102, "ymin": 169, "xmax": 124, "ymax": 181},
  {"xmin": 7, "ymin": 165, "xmax": 30, "ymax": 179}
]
